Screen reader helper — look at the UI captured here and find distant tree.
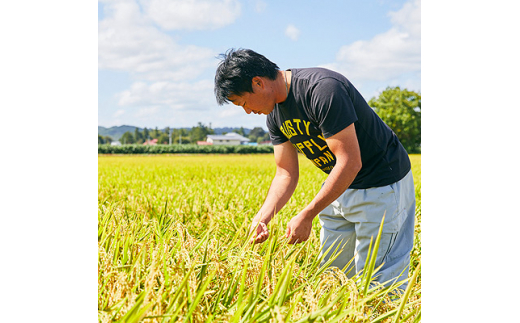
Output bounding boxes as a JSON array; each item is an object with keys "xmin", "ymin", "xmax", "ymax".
[
  {"xmin": 98, "ymin": 135, "xmax": 113, "ymax": 144},
  {"xmin": 169, "ymin": 128, "xmax": 188, "ymax": 144},
  {"xmin": 236, "ymin": 127, "xmax": 246, "ymax": 136},
  {"xmin": 178, "ymin": 128, "xmax": 191, "ymax": 144},
  {"xmin": 143, "ymin": 128, "xmax": 149, "ymax": 141},
  {"xmin": 171, "ymin": 129, "xmax": 179, "ymax": 144},
  {"xmin": 258, "ymin": 132, "xmax": 271, "ymax": 143},
  {"xmin": 134, "ymin": 128, "xmax": 143, "ymax": 144},
  {"xmin": 178, "ymin": 136, "xmax": 191, "ymax": 144},
  {"xmin": 151, "ymin": 127, "xmax": 160, "ymax": 139},
  {"xmin": 190, "ymin": 122, "xmax": 215, "ymax": 142},
  {"xmin": 368, "ymin": 87, "xmax": 421, "ymax": 153},
  {"xmin": 158, "ymin": 133, "xmax": 169, "ymax": 144},
  {"xmin": 248, "ymin": 127, "xmax": 266, "ymax": 142},
  {"xmin": 120, "ymin": 131, "xmax": 135, "ymax": 144}
]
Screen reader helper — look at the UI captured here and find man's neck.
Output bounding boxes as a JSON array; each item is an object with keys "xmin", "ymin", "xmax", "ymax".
[{"xmin": 278, "ymin": 70, "xmax": 292, "ymax": 104}]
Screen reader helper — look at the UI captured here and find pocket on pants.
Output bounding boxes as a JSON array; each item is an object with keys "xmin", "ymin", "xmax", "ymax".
[{"xmin": 381, "ymin": 232, "xmax": 398, "ymax": 261}]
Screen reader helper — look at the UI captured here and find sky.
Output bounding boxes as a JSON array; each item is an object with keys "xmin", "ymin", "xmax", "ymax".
[{"xmin": 98, "ymin": 0, "xmax": 421, "ymax": 130}]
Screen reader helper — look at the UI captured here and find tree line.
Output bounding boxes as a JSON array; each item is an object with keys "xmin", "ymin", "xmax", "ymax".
[
  {"xmin": 98, "ymin": 122, "xmax": 271, "ymax": 145},
  {"xmin": 99, "ymin": 87, "xmax": 420, "ymax": 153}
]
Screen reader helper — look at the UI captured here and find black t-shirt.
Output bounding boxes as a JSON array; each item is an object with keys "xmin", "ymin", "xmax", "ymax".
[{"xmin": 266, "ymin": 67, "xmax": 411, "ymax": 189}]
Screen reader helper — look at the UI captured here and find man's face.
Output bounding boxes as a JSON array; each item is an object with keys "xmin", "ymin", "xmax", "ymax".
[{"xmin": 228, "ymin": 77, "xmax": 276, "ymax": 115}]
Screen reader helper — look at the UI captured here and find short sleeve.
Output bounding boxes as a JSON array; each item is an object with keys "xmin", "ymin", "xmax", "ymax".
[
  {"xmin": 310, "ymin": 78, "xmax": 358, "ymax": 138},
  {"xmin": 266, "ymin": 114, "xmax": 288, "ymax": 145}
]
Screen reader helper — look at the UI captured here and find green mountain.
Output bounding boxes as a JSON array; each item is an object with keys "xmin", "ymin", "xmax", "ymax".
[{"xmin": 98, "ymin": 125, "xmax": 141, "ymax": 140}]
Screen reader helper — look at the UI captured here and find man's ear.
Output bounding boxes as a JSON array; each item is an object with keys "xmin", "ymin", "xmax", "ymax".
[{"xmin": 251, "ymin": 76, "xmax": 264, "ymax": 89}]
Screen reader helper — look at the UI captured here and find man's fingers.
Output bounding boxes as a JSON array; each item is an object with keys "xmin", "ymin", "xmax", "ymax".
[
  {"xmin": 250, "ymin": 227, "xmax": 269, "ymax": 244},
  {"xmin": 286, "ymin": 225, "xmax": 300, "ymax": 244},
  {"xmin": 249, "ymin": 221, "xmax": 268, "ymax": 243},
  {"xmin": 286, "ymin": 227, "xmax": 296, "ymax": 244},
  {"xmin": 287, "ymin": 231, "xmax": 306, "ymax": 244},
  {"xmin": 254, "ymin": 236, "xmax": 266, "ymax": 244},
  {"xmin": 288, "ymin": 235, "xmax": 299, "ymax": 244}
]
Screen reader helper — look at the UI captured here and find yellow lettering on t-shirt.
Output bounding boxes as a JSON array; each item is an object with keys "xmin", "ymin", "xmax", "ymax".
[
  {"xmin": 318, "ymin": 134, "xmax": 326, "ymax": 141},
  {"xmin": 311, "ymin": 139, "xmax": 327, "ymax": 151},
  {"xmin": 319, "ymin": 156, "xmax": 328, "ymax": 165},
  {"xmin": 293, "ymin": 119, "xmax": 303, "ymax": 135},
  {"xmin": 282, "ymin": 123, "xmax": 292, "ymax": 139},
  {"xmin": 303, "ymin": 141, "xmax": 315, "ymax": 154},
  {"xmin": 303, "ymin": 120, "xmax": 311, "ymax": 136},
  {"xmin": 284, "ymin": 120, "xmax": 298, "ymax": 138},
  {"xmin": 324, "ymin": 150, "xmax": 334, "ymax": 162},
  {"xmin": 279, "ymin": 125, "xmax": 289, "ymax": 139},
  {"xmin": 296, "ymin": 142, "xmax": 305, "ymax": 153},
  {"xmin": 313, "ymin": 158, "xmax": 322, "ymax": 167}
]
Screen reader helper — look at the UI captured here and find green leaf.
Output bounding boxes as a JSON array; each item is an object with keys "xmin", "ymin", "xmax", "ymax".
[{"xmin": 392, "ymin": 261, "xmax": 421, "ymax": 323}]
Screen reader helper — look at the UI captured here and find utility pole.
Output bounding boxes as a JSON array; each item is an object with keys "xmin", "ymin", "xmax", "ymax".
[
  {"xmin": 179, "ymin": 128, "xmax": 182, "ymax": 145},
  {"xmin": 169, "ymin": 128, "xmax": 172, "ymax": 145}
]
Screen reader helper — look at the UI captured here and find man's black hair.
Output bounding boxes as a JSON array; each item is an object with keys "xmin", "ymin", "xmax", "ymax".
[{"xmin": 214, "ymin": 48, "xmax": 280, "ymax": 105}]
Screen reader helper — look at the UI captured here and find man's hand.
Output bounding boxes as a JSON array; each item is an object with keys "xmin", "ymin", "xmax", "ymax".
[
  {"xmin": 285, "ymin": 213, "xmax": 314, "ymax": 244},
  {"xmin": 248, "ymin": 142, "xmax": 299, "ymax": 245},
  {"xmin": 249, "ymin": 220, "xmax": 269, "ymax": 244},
  {"xmin": 284, "ymin": 124, "xmax": 361, "ymax": 245}
]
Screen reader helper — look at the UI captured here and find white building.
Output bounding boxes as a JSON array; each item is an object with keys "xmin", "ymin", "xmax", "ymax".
[{"xmin": 206, "ymin": 132, "xmax": 250, "ymax": 145}]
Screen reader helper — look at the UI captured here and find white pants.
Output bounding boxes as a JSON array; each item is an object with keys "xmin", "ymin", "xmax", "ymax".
[{"xmin": 319, "ymin": 170, "xmax": 416, "ymax": 290}]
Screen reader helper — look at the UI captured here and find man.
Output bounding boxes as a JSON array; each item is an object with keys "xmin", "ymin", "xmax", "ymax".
[{"xmin": 214, "ymin": 48, "xmax": 416, "ymax": 289}]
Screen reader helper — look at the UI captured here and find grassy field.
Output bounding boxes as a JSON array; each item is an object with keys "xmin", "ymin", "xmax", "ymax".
[{"xmin": 98, "ymin": 154, "xmax": 421, "ymax": 322}]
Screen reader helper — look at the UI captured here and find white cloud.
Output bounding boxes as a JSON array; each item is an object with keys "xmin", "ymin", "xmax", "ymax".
[
  {"xmin": 117, "ymin": 79, "xmax": 215, "ymax": 110},
  {"xmin": 135, "ymin": 106, "xmax": 161, "ymax": 118},
  {"xmin": 98, "ymin": 0, "xmax": 272, "ymax": 129},
  {"xmin": 285, "ymin": 24, "xmax": 300, "ymax": 41},
  {"xmin": 254, "ymin": 0, "xmax": 267, "ymax": 13},
  {"xmin": 98, "ymin": 0, "xmax": 217, "ymax": 81},
  {"xmin": 323, "ymin": 0, "xmax": 420, "ymax": 83},
  {"xmin": 138, "ymin": 0, "xmax": 241, "ymax": 30},
  {"xmin": 219, "ymin": 106, "xmax": 242, "ymax": 118},
  {"xmin": 113, "ymin": 109, "xmax": 125, "ymax": 117}
]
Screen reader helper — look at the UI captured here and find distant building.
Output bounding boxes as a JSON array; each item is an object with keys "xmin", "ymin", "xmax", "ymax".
[
  {"xmin": 259, "ymin": 140, "xmax": 273, "ymax": 145},
  {"xmin": 143, "ymin": 139, "xmax": 158, "ymax": 145},
  {"xmin": 110, "ymin": 141, "xmax": 122, "ymax": 146},
  {"xmin": 197, "ymin": 141, "xmax": 213, "ymax": 145},
  {"xmin": 206, "ymin": 132, "xmax": 250, "ymax": 145}
]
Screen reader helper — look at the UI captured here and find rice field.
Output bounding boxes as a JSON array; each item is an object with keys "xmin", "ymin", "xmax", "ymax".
[{"xmin": 98, "ymin": 153, "xmax": 421, "ymax": 322}]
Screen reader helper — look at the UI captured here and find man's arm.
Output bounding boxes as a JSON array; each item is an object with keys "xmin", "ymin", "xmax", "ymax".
[
  {"xmin": 285, "ymin": 123, "xmax": 362, "ymax": 244},
  {"xmin": 250, "ymin": 140, "xmax": 299, "ymax": 244}
]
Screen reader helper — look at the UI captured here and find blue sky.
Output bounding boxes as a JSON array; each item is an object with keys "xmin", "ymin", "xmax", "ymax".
[{"xmin": 98, "ymin": 0, "xmax": 421, "ymax": 130}]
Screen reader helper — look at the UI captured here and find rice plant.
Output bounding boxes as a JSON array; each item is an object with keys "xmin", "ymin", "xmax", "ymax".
[{"xmin": 98, "ymin": 154, "xmax": 421, "ymax": 322}]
